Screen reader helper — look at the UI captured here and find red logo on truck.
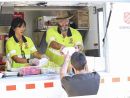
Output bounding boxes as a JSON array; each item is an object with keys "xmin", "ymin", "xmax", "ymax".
[{"xmin": 124, "ymin": 12, "xmax": 130, "ymax": 24}]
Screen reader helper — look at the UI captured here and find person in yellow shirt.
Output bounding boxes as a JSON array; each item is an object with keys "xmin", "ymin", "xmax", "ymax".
[
  {"xmin": 45, "ymin": 11, "xmax": 83, "ymax": 66},
  {"xmin": 6, "ymin": 17, "xmax": 47, "ymax": 68}
]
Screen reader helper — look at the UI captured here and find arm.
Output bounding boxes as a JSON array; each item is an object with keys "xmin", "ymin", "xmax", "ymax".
[
  {"xmin": 46, "ymin": 28, "xmax": 65, "ymax": 50},
  {"xmin": 12, "ymin": 55, "xmax": 40, "ymax": 67},
  {"xmin": 32, "ymin": 51, "xmax": 42, "ymax": 59},
  {"xmin": 6, "ymin": 40, "xmax": 28, "ymax": 64},
  {"xmin": 60, "ymin": 53, "xmax": 70, "ymax": 79},
  {"xmin": 28, "ymin": 38, "xmax": 46, "ymax": 59},
  {"xmin": 33, "ymin": 51, "xmax": 49, "ymax": 59},
  {"xmin": 74, "ymin": 30, "xmax": 84, "ymax": 51},
  {"xmin": 49, "ymin": 41, "xmax": 64, "ymax": 50},
  {"xmin": 75, "ymin": 45, "xmax": 84, "ymax": 51},
  {"xmin": 12, "ymin": 55, "xmax": 28, "ymax": 64}
]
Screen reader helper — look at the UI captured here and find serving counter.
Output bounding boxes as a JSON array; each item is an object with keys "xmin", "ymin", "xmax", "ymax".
[
  {"xmin": 0, "ymin": 73, "xmax": 67, "ymax": 98},
  {"xmin": 1, "ymin": 71, "xmax": 130, "ymax": 98}
]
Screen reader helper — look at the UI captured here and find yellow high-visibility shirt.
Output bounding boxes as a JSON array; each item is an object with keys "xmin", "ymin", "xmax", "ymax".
[
  {"xmin": 45, "ymin": 26, "xmax": 83, "ymax": 66},
  {"xmin": 6, "ymin": 35, "xmax": 37, "ymax": 68}
]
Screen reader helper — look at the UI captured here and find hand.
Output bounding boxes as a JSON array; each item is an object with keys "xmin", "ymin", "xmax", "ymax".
[
  {"xmin": 62, "ymin": 47, "xmax": 76, "ymax": 56},
  {"xmin": 75, "ymin": 45, "xmax": 83, "ymax": 51},
  {"xmin": 29, "ymin": 58, "xmax": 39, "ymax": 66},
  {"xmin": 75, "ymin": 45, "xmax": 80, "ymax": 52},
  {"xmin": 60, "ymin": 46, "xmax": 65, "ymax": 55},
  {"xmin": 2, "ymin": 56, "xmax": 8, "ymax": 64},
  {"xmin": 41, "ymin": 54, "xmax": 49, "ymax": 60}
]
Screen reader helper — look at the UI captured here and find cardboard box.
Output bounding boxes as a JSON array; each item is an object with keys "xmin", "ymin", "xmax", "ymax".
[
  {"xmin": 72, "ymin": 9, "xmax": 89, "ymax": 28},
  {"xmin": 37, "ymin": 16, "xmax": 56, "ymax": 30},
  {"xmin": 0, "ymin": 34, "xmax": 8, "ymax": 56}
]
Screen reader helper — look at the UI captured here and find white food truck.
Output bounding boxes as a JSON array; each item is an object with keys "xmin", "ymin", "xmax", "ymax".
[{"xmin": 0, "ymin": 1, "xmax": 130, "ymax": 98}]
